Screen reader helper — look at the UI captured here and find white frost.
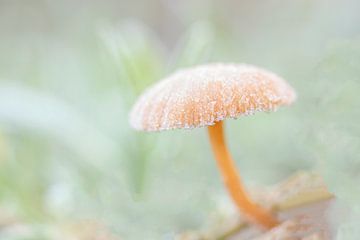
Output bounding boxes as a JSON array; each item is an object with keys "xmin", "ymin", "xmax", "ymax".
[{"xmin": 129, "ymin": 63, "xmax": 296, "ymax": 131}]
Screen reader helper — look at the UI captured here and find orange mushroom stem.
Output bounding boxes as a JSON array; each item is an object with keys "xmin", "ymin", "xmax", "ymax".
[{"xmin": 208, "ymin": 121, "xmax": 279, "ymax": 229}]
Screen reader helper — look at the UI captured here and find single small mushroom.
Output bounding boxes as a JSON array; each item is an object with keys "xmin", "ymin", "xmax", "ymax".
[{"xmin": 129, "ymin": 63, "xmax": 296, "ymax": 229}]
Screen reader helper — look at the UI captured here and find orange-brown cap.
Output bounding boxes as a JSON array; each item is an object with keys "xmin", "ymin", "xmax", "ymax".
[{"xmin": 129, "ymin": 63, "xmax": 296, "ymax": 131}]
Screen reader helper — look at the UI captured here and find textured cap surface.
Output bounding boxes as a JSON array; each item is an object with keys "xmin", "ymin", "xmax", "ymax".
[{"xmin": 129, "ymin": 63, "xmax": 296, "ymax": 131}]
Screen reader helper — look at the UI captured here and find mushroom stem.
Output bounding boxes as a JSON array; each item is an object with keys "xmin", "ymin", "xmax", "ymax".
[{"xmin": 207, "ymin": 121, "xmax": 279, "ymax": 229}]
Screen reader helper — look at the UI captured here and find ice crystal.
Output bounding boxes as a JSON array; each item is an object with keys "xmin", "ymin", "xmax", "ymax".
[{"xmin": 129, "ymin": 63, "xmax": 296, "ymax": 131}]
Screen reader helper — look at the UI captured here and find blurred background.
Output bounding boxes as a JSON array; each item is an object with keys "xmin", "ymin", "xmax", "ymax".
[{"xmin": 0, "ymin": 0, "xmax": 360, "ymax": 239}]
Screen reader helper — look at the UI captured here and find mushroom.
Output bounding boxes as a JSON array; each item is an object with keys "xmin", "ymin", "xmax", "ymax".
[{"xmin": 129, "ymin": 63, "xmax": 296, "ymax": 229}]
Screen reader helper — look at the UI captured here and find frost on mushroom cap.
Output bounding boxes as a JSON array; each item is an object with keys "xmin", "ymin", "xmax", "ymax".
[{"xmin": 129, "ymin": 63, "xmax": 296, "ymax": 131}]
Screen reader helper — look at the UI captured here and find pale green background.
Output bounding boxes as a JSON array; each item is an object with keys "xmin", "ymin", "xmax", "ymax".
[{"xmin": 0, "ymin": 0, "xmax": 359, "ymax": 239}]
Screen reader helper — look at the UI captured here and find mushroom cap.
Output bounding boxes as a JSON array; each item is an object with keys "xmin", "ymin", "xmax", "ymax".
[{"xmin": 129, "ymin": 63, "xmax": 296, "ymax": 131}]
